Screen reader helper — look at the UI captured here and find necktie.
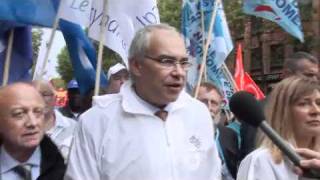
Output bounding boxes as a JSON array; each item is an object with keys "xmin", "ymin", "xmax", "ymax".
[
  {"xmin": 155, "ymin": 109, "xmax": 168, "ymax": 121},
  {"xmin": 13, "ymin": 164, "xmax": 32, "ymax": 180}
]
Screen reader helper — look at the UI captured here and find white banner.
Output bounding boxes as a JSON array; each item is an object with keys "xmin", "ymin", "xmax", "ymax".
[
  {"xmin": 88, "ymin": 0, "xmax": 160, "ymax": 65},
  {"xmin": 59, "ymin": 0, "xmax": 92, "ymax": 26}
]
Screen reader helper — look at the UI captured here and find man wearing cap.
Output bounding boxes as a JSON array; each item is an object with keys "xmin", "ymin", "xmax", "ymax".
[
  {"xmin": 65, "ymin": 24, "xmax": 221, "ymax": 180},
  {"xmin": 59, "ymin": 79, "xmax": 83, "ymax": 120},
  {"xmin": 105, "ymin": 63, "xmax": 129, "ymax": 94}
]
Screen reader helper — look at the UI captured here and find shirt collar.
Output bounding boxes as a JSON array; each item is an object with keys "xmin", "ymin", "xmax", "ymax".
[
  {"xmin": 54, "ymin": 109, "xmax": 73, "ymax": 128},
  {"xmin": 0, "ymin": 145, "xmax": 41, "ymax": 173},
  {"xmin": 121, "ymin": 81, "xmax": 190, "ymax": 115}
]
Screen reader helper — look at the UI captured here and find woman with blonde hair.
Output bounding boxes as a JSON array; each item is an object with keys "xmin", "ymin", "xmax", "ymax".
[{"xmin": 237, "ymin": 76, "xmax": 320, "ymax": 180}]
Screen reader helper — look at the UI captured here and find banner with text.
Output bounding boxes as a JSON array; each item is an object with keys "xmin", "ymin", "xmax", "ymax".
[
  {"xmin": 182, "ymin": 0, "xmax": 235, "ymax": 102},
  {"xmin": 59, "ymin": 0, "xmax": 92, "ymax": 27},
  {"xmin": 88, "ymin": 0, "xmax": 160, "ymax": 65},
  {"xmin": 243, "ymin": 0, "xmax": 304, "ymax": 42}
]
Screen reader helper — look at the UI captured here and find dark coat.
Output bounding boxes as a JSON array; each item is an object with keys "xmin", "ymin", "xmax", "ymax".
[
  {"xmin": 217, "ymin": 124, "xmax": 240, "ymax": 179},
  {"xmin": 37, "ymin": 136, "xmax": 66, "ymax": 180}
]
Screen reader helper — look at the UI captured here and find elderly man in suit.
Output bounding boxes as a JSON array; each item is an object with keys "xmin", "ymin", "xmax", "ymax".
[{"xmin": 0, "ymin": 82, "xmax": 65, "ymax": 180}]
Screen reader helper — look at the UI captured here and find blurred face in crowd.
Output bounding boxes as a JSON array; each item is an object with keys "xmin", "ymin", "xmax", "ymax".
[
  {"xmin": 33, "ymin": 81, "xmax": 55, "ymax": 113},
  {"xmin": 67, "ymin": 88, "xmax": 82, "ymax": 113},
  {"xmin": 130, "ymin": 29, "xmax": 189, "ymax": 107},
  {"xmin": 107, "ymin": 69, "xmax": 129, "ymax": 94},
  {"xmin": 295, "ymin": 59, "xmax": 319, "ymax": 80},
  {"xmin": 291, "ymin": 90, "xmax": 320, "ymax": 139},
  {"xmin": 0, "ymin": 84, "xmax": 45, "ymax": 154},
  {"xmin": 198, "ymin": 86, "xmax": 223, "ymax": 123}
]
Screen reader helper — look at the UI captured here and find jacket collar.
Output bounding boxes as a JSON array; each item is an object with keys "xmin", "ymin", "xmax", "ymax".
[
  {"xmin": 121, "ymin": 81, "xmax": 190, "ymax": 115},
  {"xmin": 39, "ymin": 136, "xmax": 65, "ymax": 175}
]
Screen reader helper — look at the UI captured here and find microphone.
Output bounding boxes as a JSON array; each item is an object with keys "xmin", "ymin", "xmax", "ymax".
[{"xmin": 229, "ymin": 91, "xmax": 320, "ymax": 178}]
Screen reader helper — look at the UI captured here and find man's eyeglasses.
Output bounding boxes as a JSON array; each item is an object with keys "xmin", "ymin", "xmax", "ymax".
[{"xmin": 144, "ymin": 55, "xmax": 192, "ymax": 70}]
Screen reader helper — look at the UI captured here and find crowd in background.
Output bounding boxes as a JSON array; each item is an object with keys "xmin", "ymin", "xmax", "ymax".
[{"xmin": 0, "ymin": 24, "xmax": 319, "ymax": 180}]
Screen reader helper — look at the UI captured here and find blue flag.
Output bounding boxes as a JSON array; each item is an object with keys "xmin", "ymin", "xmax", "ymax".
[
  {"xmin": 0, "ymin": 0, "xmax": 58, "ymax": 27},
  {"xmin": 243, "ymin": 0, "xmax": 304, "ymax": 42},
  {"xmin": 59, "ymin": 19, "xmax": 107, "ymax": 94},
  {"xmin": 0, "ymin": 22, "xmax": 33, "ymax": 84},
  {"xmin": 182, "ymin": 0, "xmax": 235, "ymax": 103},
  {"xmin": 0, "ymin": 0, "xmax": 107, "ymax": 94}
]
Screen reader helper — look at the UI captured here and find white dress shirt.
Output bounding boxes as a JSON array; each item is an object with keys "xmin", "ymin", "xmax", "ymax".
[
  {"xmin": 47, "ymin": 109, "xmax": 76, "ymax": 161},
  {"xmin": 237, "ymin": 148, "xmax": 317, "ymax": 180},
  {"xmin": 65, "ymin": 81, "xmax": 221, "ymax": 180},
  {"xmin": 0, "ymin": 146, "xmax": 41, "ymax": 180}
]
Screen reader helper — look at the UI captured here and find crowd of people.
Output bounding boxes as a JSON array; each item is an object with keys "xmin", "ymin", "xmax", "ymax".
[{"xmin": 0, "ymin": 23, "xmax": 319, "ymax": 180}]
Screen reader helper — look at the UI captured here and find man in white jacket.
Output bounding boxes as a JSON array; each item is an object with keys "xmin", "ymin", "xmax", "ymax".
[{"xmin": 65, "ymin": 24, "xmax": 221, "ymax": 180}]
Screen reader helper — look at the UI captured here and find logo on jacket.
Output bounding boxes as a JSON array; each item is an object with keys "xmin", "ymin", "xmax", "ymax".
[{"xmin": 189, "ymin": 135, "xmax": 201, "ymax": 149}]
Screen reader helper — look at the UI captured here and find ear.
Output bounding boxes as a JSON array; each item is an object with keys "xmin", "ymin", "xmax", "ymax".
[{"xmin": 129, "ymin": 58, "xmax": 143, "ymax": 77}]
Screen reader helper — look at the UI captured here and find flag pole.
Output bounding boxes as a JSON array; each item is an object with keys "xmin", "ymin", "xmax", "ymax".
[
  {"xmin": 35, "ymin": 7, "xmax": 61, "ymax": 80},
  {"xmin": 194, "ymin": 0, "xmax": 220, "ymax": 98},
  {"xmin": 200, "ymin": 0, "xmax": 207, "ymax": 81},
  {"xmin": 221, "ymin": 63, "xmax": 238, "ymax": 91},
  {"xmin": 94, "ymin": 0, "xmax": 108, "ymax": 96},
  {"xmin": 2, "ymin": 29, "xmax": 14, "ymax": 86}
]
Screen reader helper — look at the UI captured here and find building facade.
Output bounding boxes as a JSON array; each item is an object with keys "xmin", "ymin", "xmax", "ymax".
[{"xmin": 227, "ymin": 1, "xmax": 320, "ymax": 94}]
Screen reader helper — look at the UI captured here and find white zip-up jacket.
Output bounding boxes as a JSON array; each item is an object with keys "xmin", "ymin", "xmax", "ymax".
[{"xmin": 65, "ymin": 82, "xmax": 221, "ymax": 180}]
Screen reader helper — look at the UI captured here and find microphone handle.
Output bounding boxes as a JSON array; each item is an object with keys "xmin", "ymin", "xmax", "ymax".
[
  {"xmin": 260, "ymin": 121, "xmax": 302, "ymax": 166},
  {"xmin": 260, "ymin": 121, "xmax": 320, "ymax": 178}
]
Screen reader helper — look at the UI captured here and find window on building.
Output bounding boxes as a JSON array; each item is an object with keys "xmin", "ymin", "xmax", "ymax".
[
  {"xmin": 250, "ymin": 47, "xmax": 262, "ymax": 72},
  {"xmin": 270, "ymin": 44, "xmax": 284, "ymax": 68}
]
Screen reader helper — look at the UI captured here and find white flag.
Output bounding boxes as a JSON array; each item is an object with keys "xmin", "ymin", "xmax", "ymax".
[
  {"xmin": 88, "ymin": 0, "xmax": 160, "ymax": 65},
  {"xmin": 58, "ymin": 0, "xmax": 92, "ymax": 26}
]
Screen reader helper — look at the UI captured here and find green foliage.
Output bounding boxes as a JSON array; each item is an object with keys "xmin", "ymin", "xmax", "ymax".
[
  {"xmin": 56, "ymin": 44, "xmax": 122, "ymax": 83},
  {"xmin": 158, "ymin": 0, "xmax": 182, "ymax": 29},
  {"xmin": 57, "ymin": 47, "xmax": 74, "ymax": 83},
  {"xmin": 32, "ymin": 28, "xmax": 43, "ymax": 63},
  {"xmin": 50, "ymin": 78, "xmax": 66, "ymax": 89},
  {"xmin": 31, "ymin": 28, "xmax": 43, "ymax": 74},
  {"xmin": 223, "ymin": 0, "xmax": 245, "ymax": 36},
  {"xmin": 94, "ymin": 44, "xmax": 122, "ymax": 73}
]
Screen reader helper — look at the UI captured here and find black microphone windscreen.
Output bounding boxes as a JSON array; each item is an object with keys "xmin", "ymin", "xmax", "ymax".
[{"xmin": 229, "ymin": 91, "xmax": 265, "ymax": 127}]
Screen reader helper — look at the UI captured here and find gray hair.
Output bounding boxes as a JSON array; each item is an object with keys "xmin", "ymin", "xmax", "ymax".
[
  {"xmin": 283, "ymin": 51, "xmax": 319, "ymax": 73},
  {"xmin": 128, "ymin": 23, "xmax": 179, "ymax": 61}
]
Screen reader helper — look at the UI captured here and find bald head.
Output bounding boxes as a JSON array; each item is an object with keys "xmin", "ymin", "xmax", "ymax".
[
  {"xmin": 0, "ymin": 83, "xmax": 45, "ymax": 112},
  {"xmin": 0, "ymin": 83, "xmax": 46, "ymax": 159}
]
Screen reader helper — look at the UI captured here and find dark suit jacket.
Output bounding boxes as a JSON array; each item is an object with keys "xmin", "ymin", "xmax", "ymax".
[
  {"xmin": 37, "ymin": 136, "xmax": 66, "ymax": 180},
  {"xmin": 239, "ymin": 121, "xmax": 258, "ymax": 161},
  {"xmin": 217, "ymin": 124, "xmax": 240, "ymax": 179},
  {"xmin": 238, "ymin": 97, "xmax": 267, "ymax": 161}
]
